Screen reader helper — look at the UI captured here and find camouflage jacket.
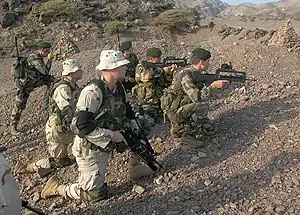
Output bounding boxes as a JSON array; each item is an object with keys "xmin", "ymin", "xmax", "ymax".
[
  {"xmin": 124, "ymin": 53, "xmax": 138, "ymax": 78},
  {"xmin": 171, "ymin": 66, "xmax": 211, "ymax": 103},
  {"xmin": 18, "ymin": 53, "xmax": 53, "ymax": 89}
]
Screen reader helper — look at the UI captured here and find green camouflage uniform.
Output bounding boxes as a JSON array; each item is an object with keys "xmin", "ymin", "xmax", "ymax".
[
  {"xmin": 11, "ymin": 53, "xmax": 53, "ymax": 129},
  {"xmin": 161, "ymin": 66, "xmax": 215, "ymax": 138},
  {"xmin": 132, "ymin": 61, "xmax": 168, "ymax": 107}
]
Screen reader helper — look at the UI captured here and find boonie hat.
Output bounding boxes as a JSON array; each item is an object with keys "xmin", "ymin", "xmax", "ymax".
[
  {"xmin": 62, "ymin": 59, "xmax": 82, "ymax": 76},
  {"xmin": 96, "ymin": 50, "xmax": 130, "ymax": 71}
]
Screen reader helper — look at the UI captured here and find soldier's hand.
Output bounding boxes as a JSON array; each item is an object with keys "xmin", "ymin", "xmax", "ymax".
[
  {"xmin": 47, "ymin": 52, "xmax": 54, "ymax": 61},
  {"xmin": 210, "ymin": 80, "xmax": 229, "ymax": 89},
  {"xmin": 111, "ymin": 131, "xmax": 126, "ymax": 143}
]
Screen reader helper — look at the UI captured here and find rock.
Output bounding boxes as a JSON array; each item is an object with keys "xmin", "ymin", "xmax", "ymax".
[
  {"xmin": 52, "ymin": 34, "xmax": 80, "ymax": 61},
  {"xmin": 155, "ymin": 175, "xmax": 164, "ymax": 185},
  {"xmin": 132, "ymin": 185, "xmax": 145, "ymax": 194},
  {"xmin": 33, "ymin": 192, "xmax": 40, "ymax": 202},
  {"xmin": 1, "ymin": 12, "xmax": 16, "ymax": 28},
  {"xmin": 265, "ymin": 205, "xmax": 274, "ymax": 213},
  {"xmin": 49, "ymin": 202, "xmax": 57, "ymax": 211},
  {"xmin": 204, "ymin": 179, "xmax": 212, "ymax": 186},
  {"xmin": 275, "ymin": 206, "xmax": 286, "ymax": 213},
  {"xmin": 191, "ymin": 155, "xmax": 199, "ymax": 162},
  {"xmin": 197, "ymin": 151, "xmax": 207, "ymax": 158}
]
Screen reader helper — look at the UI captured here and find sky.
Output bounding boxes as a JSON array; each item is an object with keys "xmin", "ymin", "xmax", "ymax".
[{"xmin": 223, "ymin": 0, "xmax": 277, "ymax": 5}]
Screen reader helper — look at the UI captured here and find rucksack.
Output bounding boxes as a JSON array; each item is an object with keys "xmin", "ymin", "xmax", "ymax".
[{"xmin": 12, "ymin": 56, "xmax": 28, "ymax": 79}]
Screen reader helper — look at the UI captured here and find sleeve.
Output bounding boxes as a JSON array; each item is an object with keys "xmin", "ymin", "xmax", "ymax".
[
  {"xmin": 76, "ymin": 84, "xmax": 114, "ymax": 149},
  {"xmin": 27, "ymin": 55, "xmax": 48, "ymax": 75},
  {"xmin": 181, "ymin": 73, "xmax": 202, "ymax": 103},
  {"xmin": 135, "ymin": 64, "xmax": 143, "ymax": 82}
]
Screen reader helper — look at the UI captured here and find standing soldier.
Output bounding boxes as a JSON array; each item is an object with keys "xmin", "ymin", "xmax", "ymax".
[
  {"xmin": 14, "ymin": 59, "xmax": 83, "ymax": 178},
  {"xmin": 120, "ymin": 40, "xmax": 138, "ymax": 91},
  {"xmin": 11, "ymin": 41, "xmax": 55, "ymax": 135},
  {"xmin": 160, "ymin": 48, "xmax": 228, "ymax": 147},
  {"xmin": 40, "ymin": 50, "xmax": 156, "ymax": 201}
]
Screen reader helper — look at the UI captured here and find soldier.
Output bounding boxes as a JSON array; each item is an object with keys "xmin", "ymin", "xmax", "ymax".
[
  {"xmin": 132, "ymin": 47, "xmax": 175, "ymax": 119},
  {"xmin": 0, "ymin": 147, "xmax": 21, "ymax": 214},
  {"xmin": 40, "ymin": 50, "xmax": 156, "ymax": 201},
  {"xmin": 120, "ymin": 40, "xmax": 138, "ymax": 91},
  {"xmin": 11, "ymin": 41, "xmax": 55, "ymax": 135},
  {"xmin": 14, "ymin": 59, "xmax": 83, "ymax": 178},
  {"xmin": 160, "ymin": 48, "xmax": 228, "ymax": 147}
]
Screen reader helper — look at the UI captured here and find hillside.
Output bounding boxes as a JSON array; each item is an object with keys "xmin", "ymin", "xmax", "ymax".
[
  {"xmin": 175, "ymin": 0, "xmax": 229, "ymax": 18},
  {"xmin": 219, "ymin": 0, "xmax": 300, "ymax": 21}
]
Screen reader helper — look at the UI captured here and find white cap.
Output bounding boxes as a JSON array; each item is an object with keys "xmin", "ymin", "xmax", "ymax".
[
  {"xmin": 62, "ymin": 59, "xmax": 82, "ymax": 76},
  {"xmin": 95, "ymin": 50, "xmax": 130, "ymax": 71}
]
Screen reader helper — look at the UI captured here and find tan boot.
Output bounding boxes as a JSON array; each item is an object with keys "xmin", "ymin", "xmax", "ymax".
[
  {"xmin": 14, "ymin": 162, "xmax": 35, "ymax": 174},
  {"xmin": 128, "ymin": 154, "xmax": 156, "ymax": 180},
  {"xmin": 41, "ymin": 176, "xmax": 64, "ymax": 199}
]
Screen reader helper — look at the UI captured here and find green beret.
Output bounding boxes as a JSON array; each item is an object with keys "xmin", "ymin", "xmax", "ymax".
[
  {"xmin": 120, "ymin": 41, "xmax": 132, "ymax": 51},
  {"xmin": 38, "ymin": 41, "xmax": 52, "ymax": 49},
  {"xmin": 191, "ymin": 48, "xmax": 211, "ymax": 60},
  {"xmin": 146, "ymin": 47, "xmax": 162, "ymax": 58}
]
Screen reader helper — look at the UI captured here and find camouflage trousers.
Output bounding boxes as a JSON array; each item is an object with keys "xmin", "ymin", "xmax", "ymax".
[
  {"xmin": 31, "ymin": 115, "xmax": 74, "ymax": 172},
  {"xmin": 168, "ymin": 102, "xmax": 215, "ymax": 138},
  {"xmin": 59, "ymin": 136, "xmax": 110, "ymax": 201},
  {"xmin": 60, "ymin": 136, "xmax": 154, "ymax": 201},
  {"xmin": 11, "ymin": 86, "xmax": 33, "ymax": 126}
]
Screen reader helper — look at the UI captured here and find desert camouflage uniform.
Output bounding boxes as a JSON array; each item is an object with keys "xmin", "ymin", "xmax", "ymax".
[
  {"xmin": 161, "ymin": 66, "xmax": 215, "ymax": 138},
  {"xmin": 15, "ymin": 78, "xmax": 79, "ymax": 177},
  {"xmin": 41, "ymin": 78, "xmax": 154, "ymax": 201},
  {"xmin": 11, "ymin": 53, "xmax": 53, "ymax": 129},
  {"xmin": 0, "ymin": 153, "xmax": 21, "ymax": 214}
]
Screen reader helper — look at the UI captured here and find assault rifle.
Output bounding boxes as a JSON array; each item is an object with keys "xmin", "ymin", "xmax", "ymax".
[
  {"xmin": 95, "ymin": 109, "xmax": 162, "ymax": 172},
  {"xmin": 143, "ymin": 57, "xmax": 188, "ymax": 69},
  {"xmin": 194, "ymin": 62, "xmax": 250, "ymax": 85}
]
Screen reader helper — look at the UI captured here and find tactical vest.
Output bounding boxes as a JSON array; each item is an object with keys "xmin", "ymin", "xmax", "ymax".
[
  {"xmin": 48, "ymin": 79, "xmax": 79, "ymax": 119},
  {"xmin": 132, "ymin": 62, "xmax": 165, "ymax": 105},
  {"xmin": 160, "ymin": 69, "xmax": 204, "ymax": 117},
  {"xmin": 89, "ymin": 79, "xmax": 127, "ymax": 123}
]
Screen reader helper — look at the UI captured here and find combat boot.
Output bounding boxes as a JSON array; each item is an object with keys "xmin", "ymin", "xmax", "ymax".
[
  {"xmin": 14, "ymin": 161, "xmax": 53, "ymax": 178},
  {"xmin": 41, "ymin": 176, "xmax": 64, "ymax": 199},
  {"xmin": 11, "ymin": 124, "xmax": 21, "ymax": 136},
  {"xmin": 128, "ymin": 155, "xmax": 156, "ymax": 180}
]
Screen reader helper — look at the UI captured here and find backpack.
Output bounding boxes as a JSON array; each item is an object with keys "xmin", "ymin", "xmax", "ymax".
[{"xmin": 12, "ymin": 56, "xmax": 28, "ymax": 79}]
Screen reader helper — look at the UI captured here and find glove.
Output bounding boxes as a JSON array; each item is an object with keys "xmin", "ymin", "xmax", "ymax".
[
  {"xmin": 48, "ymin": 52, "xmax": 54, "ymax": 61},
  {"xmin": 111, "ymin": 131, "xmax": 126, "ymax": 143}
]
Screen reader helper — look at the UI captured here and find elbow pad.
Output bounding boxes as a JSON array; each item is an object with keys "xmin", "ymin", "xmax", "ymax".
[
  {"xmin": 76, "ymin": 111, "xmax": 96, "ymax": 138},
  {"xmin": 126, "ymin": 102, "xmax": 136, "ymax": 119}
]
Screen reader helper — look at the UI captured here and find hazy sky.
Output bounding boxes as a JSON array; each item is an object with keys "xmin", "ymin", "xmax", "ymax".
[{"xmin": 223, "ymin": 0, "xmax": 276, "ymax": 4}]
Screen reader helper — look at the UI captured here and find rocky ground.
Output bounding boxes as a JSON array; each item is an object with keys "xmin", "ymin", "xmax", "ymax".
[{"xmin": 0, "ymin": 16, "xmax": 300, "ymax": 215}]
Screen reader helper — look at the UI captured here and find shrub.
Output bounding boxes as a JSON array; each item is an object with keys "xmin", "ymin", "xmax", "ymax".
[{"xmin": 104, "ymin": 21, "xmax": 126, "ymax": 36}]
